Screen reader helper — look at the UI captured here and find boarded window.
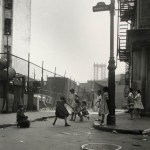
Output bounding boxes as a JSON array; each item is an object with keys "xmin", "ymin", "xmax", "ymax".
[
  {"xmin": 4, "ymin": 18, "xmax": 12, "ymax": 35},
  {"xmin": 4, "ymin": 0, "xmax": 12, "ymax": 9}
]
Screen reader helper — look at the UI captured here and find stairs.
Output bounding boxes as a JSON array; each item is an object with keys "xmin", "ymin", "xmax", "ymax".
[
  {"xmin": 117, "ymin": 0, "xmax": 135, "ymax": 62},
  {"xmin": 118, "ymin": 22, "xmax": 130, "ymax": 62}
]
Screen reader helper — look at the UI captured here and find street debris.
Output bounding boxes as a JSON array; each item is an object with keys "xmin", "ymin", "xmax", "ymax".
[
  {"xmin": 19, "ymin": 140, "xmax": 23, "ymax": 143},
  {"xmin": 112, "ymin": 130, "xmax": 118, "ymax": 133},
  {"xmin": 142, "ymin": 128, "xmax": 150, "ymax": 135},
  {"xmin": 132, "ymin": 143, "xmax": 141, "ymax": 147},
  {"xmin": 142, "ymin": 139, "xmax": 147, "ymax": 141}
]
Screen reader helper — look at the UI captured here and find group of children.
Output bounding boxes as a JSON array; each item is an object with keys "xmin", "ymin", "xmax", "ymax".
[
  {"xmin": 127, "ymin": 88, "xmax": 144, "ymax": 119},
  {"xmin": 53, "ymin": 95, "xmax": 89, "ymax": 127},
  {"xmin": 16, "ymin": 90, "xmax": 89, "ymax": 128}
]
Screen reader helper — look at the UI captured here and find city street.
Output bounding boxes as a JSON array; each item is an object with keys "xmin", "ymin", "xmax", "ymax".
[{"xmin": 0, "ymin": 114, "xmax": 150, "ymax": 150}]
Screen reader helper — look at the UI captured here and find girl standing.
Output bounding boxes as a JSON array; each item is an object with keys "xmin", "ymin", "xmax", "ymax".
[
  {"xmin": 99, "ymin": 87, "xmax": 109, "ymax": 125},
  {"xmin": 134, "ymin": 90, "xmax": 144, "ymax": 118},
  {"xmin": 127, "ymin": 88, "xmax": 134, "ymax": 119}
]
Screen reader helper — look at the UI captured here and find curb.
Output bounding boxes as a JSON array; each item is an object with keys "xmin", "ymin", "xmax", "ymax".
[
  {"xmin": 0, "ymin": 115, "xmax": 55, "ymax": 129},
  {"xmin": 93, "ymin": 121, "xmax": 143, "ymax": 135}
]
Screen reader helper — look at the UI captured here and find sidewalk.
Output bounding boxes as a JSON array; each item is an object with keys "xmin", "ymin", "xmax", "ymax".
[
  {"xmin": 93, "ymin": 112, "xmax": 150, "ymax": 135},
  {"xmin": 0, "ymin": 110, "xmax": 55, "ymax": 128}
]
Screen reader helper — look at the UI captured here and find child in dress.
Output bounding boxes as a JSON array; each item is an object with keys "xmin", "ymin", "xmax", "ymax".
[
  {"xmin": 81, "ymin": 101, "xmax": 89, "ymax": 120},
  {"xmin": 99, "ymin": 87, "xmax": 109, "ymax": 125},
  {"xmin": 53, "ymin": 96, "xmax": 72, "ymax": 126},
  {"xmin": 73, "ymin": 95, "xmax": 82, "ymax": 121},
  {"xmin": 16, "ymin": 105, "xmax": 30, "ymax": 128},
  {"xmin": 134, "ymin": 90, "xmax": 144, "ymax": 118},
  {"xmin": 95, "ymin": 90, "xmax": 102, "ymax": 121},
  {"xmin": 127, "ymin": 88, "xmax": 134, "ymax": 119}
]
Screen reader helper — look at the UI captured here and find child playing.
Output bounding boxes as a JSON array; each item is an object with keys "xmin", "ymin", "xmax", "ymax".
[
  {"xmin": 81, "ymin": 101, "xmax": 89, "ymax": 120},
  {"xmin": 53, "ymin": 96, "xmax": 72, "ymax": 126},
  {"xmin": 73, "ymin": 95, "xmax": 82, "ymax": 121},
  {"xmin": 16, "ymin": 104, "xmax": 30, "ymax": 128}
]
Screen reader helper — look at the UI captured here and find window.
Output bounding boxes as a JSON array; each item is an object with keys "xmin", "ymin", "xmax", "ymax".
[
  {"xmin": 4, "ymin": 0, "xmax": 12, "ymax": 9},
  {"xmin": 4, "ymin": 45, "xmax": 12, "ymax": 65},
  {"xmin": 4, "ymin": 18, "xmax": 12, "ymax": 35}
]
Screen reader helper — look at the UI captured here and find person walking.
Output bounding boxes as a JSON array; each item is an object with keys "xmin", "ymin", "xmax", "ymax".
[
  {"xmin": 127, "ymin": 88, "xmax": 134, "ymax": 119},
  {"xmin": 98, "ymin": 87, "xmax": 109, "ymax": 125},
  {"xmin": 53, "ymin": 96, "xmax": 72, "ymax": 127},
  {"xmin": 134, "ymin": 90, "xmax": 144, "ymax": 118}
]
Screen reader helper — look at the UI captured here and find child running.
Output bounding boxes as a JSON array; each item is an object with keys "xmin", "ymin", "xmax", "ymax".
[{"xmin": 53, "ymin": 96, "xmax": 72, "ymax": 127}]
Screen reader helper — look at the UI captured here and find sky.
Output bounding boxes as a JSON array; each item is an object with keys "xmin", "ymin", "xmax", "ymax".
[{"xmin": 30, "ymin": 0, "xmax": 125, "ymax": 83}]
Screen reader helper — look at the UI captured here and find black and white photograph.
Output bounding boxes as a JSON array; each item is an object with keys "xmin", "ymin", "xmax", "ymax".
[{"xmin": 0, "ymin": 0, "xmax": 150, "ymax": 150}]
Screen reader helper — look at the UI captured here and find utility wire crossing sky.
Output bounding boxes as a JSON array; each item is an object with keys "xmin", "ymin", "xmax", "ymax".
[{"xmin": 30, "ymin": 0, "xmax": 125, "ymax": 83}]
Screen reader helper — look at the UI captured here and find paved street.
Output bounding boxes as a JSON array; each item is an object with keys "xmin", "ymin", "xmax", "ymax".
[{"xmin": 0, "ymin": 114, "xmax": 150, "ymax": 150}]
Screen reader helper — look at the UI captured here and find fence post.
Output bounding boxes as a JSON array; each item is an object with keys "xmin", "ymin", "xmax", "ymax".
[
  {"xmin": 27, "ymin": 53, "xmax": 30, "ymax": 108},
  {"xmin": 41, "ymin": 61, "xmax": 44, "ymax": 101}
]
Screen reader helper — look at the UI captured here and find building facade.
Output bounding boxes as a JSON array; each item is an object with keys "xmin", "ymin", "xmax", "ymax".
[
  {"xmin": 0, "ymin": 0, "xmax": 31, "ymax": 112},
  {"xmin": 118, "ymin": 0, "xmax": 150, "ymax": 112},
  {"xmin": 0, "ymin": 0, "xmax": 31, "ymax": 63}
]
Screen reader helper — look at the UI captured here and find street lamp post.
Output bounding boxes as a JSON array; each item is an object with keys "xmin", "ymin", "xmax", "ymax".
[
  {"xmin": 93, "ymin": 0, "xmax": 116, "ymax": 125},
  {"xmin": 107, "ymin": 0, "xmax": 116, "ymax": 125}
]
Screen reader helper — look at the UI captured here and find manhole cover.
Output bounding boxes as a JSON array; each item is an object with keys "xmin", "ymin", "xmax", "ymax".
[{"xmin": 81, "ymin": 143, "xmax": 122, "ymax": 150}]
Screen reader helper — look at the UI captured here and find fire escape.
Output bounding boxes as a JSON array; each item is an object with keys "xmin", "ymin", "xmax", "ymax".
[{"xmin": 117, "ymin": 0, "xmax": 135, "ymax": 96}]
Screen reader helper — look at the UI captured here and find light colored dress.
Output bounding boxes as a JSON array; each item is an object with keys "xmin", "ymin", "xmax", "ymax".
[
  {"xmin": 93, "ymin": 95, "xmax": 102, "ymax": 112},
  {"xmin": 99, "ymin": 92, "xmax": 109, "ymax": 115},
  {"xmin": 127, "ymin": 92, "xmax": 134, "ymax": 110},
  {"xmin": 134, "ymin": 93, "xmax": 144, "ymax": 110},
  {"xmin": 68, "ymin": 93, "xmax": 76, "ymax": 112}
]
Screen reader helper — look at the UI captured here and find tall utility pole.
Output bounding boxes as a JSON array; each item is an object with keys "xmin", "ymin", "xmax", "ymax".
[
  {"xmin": 107, "ymin": 0, "xmax": 116, "ymax": 125},
  {"xmin": 93, "ymin": 0, "xmax": 116, "ymax": 125},
  {"xmin": 6, "ymin": 33, "xmax": 10, "ymax": 112}
]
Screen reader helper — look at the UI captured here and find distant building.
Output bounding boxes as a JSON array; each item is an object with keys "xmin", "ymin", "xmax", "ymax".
[
  {"xmin": 0, "ymin": 0, "xmax": 31, "ymax": 68},
  {"xmin": 94, "ymin": 63, "xmax": 107, "ymax": 80},
  {"xmin": 80, "ymin": 74, "xmax": 125, "ymax": 109}
]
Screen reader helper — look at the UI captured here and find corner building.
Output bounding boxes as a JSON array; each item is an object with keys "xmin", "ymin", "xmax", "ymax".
[
  {"xmin": 118, "ymin": 0, "xmax": 150, "ymax": 112},
  {"xmin": 0, "ymin": 0, "xmax": 31, "ymax": 65}
]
